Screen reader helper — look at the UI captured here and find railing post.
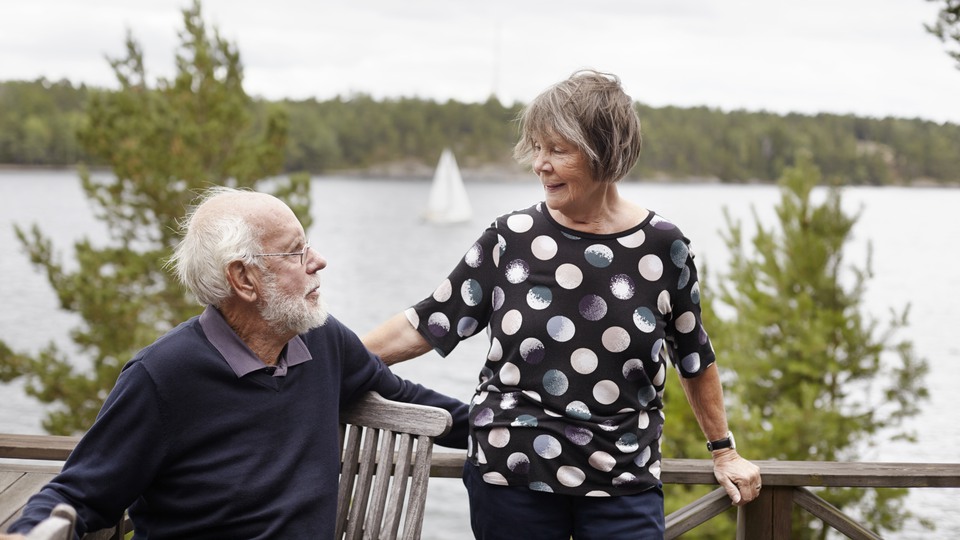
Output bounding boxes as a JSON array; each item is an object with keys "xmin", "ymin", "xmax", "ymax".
[{"xmin": 737, "ymin": 486, "xmax": 793, "ymax": 539}]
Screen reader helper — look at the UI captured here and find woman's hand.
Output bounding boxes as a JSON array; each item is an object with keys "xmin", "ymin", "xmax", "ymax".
[{"xmin": 712, "ymin": 448, "xmax": 762, "ymax": 505}]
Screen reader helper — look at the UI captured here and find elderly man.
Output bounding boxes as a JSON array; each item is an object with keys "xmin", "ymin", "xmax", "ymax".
[{"xmin": 3, "ymin": 187, "xmax": 468, "ymax": 539}]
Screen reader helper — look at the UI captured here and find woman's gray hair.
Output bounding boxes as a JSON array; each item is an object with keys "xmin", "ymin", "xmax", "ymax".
[
  {"xmin": 168, "ymin": 186, "xmax": 264, "ymax": 306},
  {"xmin": 513, "ymin": 69, "xmax": 642, "ymax": 183}
]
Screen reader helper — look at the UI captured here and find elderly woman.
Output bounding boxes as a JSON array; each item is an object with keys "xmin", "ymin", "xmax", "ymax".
[{"xmin": 363, "ymin": 70, "xmax": 760, "ymax": 539}]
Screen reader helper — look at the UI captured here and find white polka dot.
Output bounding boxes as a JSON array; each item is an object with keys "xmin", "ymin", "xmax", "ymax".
[
  {"xmin": 557, "ymin": 466, "xmax": 586, "ymax": 487},
  {"xmin": 457, "ymin": 317, "xmax": 479, "ymax": 337},
  {"xmin": 543, "ymin": 369, "xmax": 569, "ymax": 396},
  {"xmin": 649, "ymin": 460, "xmax": 662, "ymax": 479},
  {"xmin": 563, "ymin": 425, "xmax": 593, "ymax": 446},
  {"xmin": 531, "ymin": 235, "xmax": 558, "ymax": 260},
  {"xmin": 492, "ymin": 286, "xmax": 505, "ymax": 311},
  {"xmin": 634, "ymin": 445, "xmax": 652, "ymax": 467},
  {"xmin": 633, "ymin": 307, "xmax": 656, "ymax": 333},
  {"xmin": 638, "ymin": 255, "xmax": 663, "ymax": 281},
  {"xmin": 522, "ymin": 390, "xmax": 542, "ymax": 403},
  {"xmin": 555, "ymin": 263, "xmax": 583, "ymax": 289},
  {"xmin": 500, "ymin": 362, "xmax": 521, "ymax": 385},
  {"xmin": 507, "ymin": 214, "xmax": 534, "ymax": 233},
  {"xmin": 487, "ymin": 338, "xmax": 503, "ymax": 361},
  {"xmin": 657, "ymin": 290, "xmax": 671, "ymax": 315},
  {"xmin": 488, "ymin": 427, "xmax": 511, "ymax": 448},
  {"xmin": 593, "ymin": 380, "xmax": 620, "ymax": 405},
  {"xmin": 681, "ymin": 353, "xmax": 701, "ymax": 374},
  {"xmin": 426, "ymin": 312, "xmax": 450, "ymax": 337},
  {"xmin": 505, "ymin": 259, "xmax": 530, "ymax": 284},
  {"xmin": 570, "ymin": 348, "xmax": 598, "ymax": 374},
  {"xmin": 622, "ymin": 358, "xmax": 644, "ymax": 381},
  {"xmin": 586, "ymin": 490, "xmax": 611, "ymax": 497},
  {"xmin": 432, "ymin": 279, "xmax": 452, "ymax": 302},
  {"xmin": 501, "ymin": 310, "xmax": 522, "ymax": 335},
  {"xmin": 544, "ymin": 407, "xmax": 562, "ymax": 418},
  {"xmin": 465, "ymin": 243, "xmax": 483, "ymax": 268},
  {"xmin": 617, "ymin": 229, "xmax": 645, "ymax": 248},
  {"xmin": 526, "ymin": 286, "xmax": 552, "ymax": 310},
  {"xmin": 474, "ymin": 408, "xmax": 494, "ymax": 426},
  {"xmin": 565, "ymin": 401, "xmax": 591, "ymax": 420},
  {"xmin": 533, "ymin": 434, "xmax": 562, "ymax": 459},
  {"xmin": 483, "ymin": 471, "xmax": 509, "ymax": 485},
  {"xmin": 492, "ymin": 236, "xmax": 505, "ymax": 267},
  {"xmin": 461, "ymin": 279, "xmax": 482, "ymax": 306},
  {"xmin": 610, "ymin": 274, "xmax": 635, "ymax": 300},
  {"xmin": 507, "ymin": 452, "xmax": 530, "ymax": 474},
  {"xmin": 676, "ymin": 311, "xmax": 696, "ymax": 334},
  {"xmin": 638, "ymin": 410, "xmax": 650, "ymax": 429},
  {"xmin": 652, "ymin": 363, "xmax": 666, "ymax": 386},
  {"xmin": 588, "ymin": 451, "xmax": 617, "ymax": 472},
  {"xmin": 612, "ymin": 472, "xmax": 638, "ymax": 486},
  {"xmin": 403, "ymin": 308, "xmax": 419, "ymax": 328},
  {"xmin": 602, "ymin": 327, "xmax": 631, "ymax": 352},
  {"xmin": 500, "ymin": 392, "xmax": 519, "ymax": 410},
  {"xmin": 584, "ymin": 244, "xmax": 614, "ymax": 268},
  {"xmin": 651, "ymin": 339, "xmax": 665, "ymax": 363},
  {"xmin": 520, "ymin": 338, "xmax": 545, "ymax": 364},
  {"xmin": 547, "ymin": 316, "xmax": 576, "ymax": 342}
]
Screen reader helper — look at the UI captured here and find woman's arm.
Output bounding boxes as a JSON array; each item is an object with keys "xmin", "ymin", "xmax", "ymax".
[
  {"xmin": 678, "ymin": 363, "xmax": 762, "ymax": 506},
  {"xmin": 361, "ymin": 311, "xmax": 432, "ymax": 365}
]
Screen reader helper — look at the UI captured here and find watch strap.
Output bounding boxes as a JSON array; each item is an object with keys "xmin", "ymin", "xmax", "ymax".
[{"xmin": 706, "ymin": 431, "xmax": 735, "ymax": 451}]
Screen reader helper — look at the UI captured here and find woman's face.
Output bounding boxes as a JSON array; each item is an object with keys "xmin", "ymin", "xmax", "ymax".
[{"xmin": 532, "ymin": 135, "xmax": 600, "ymax": 215}]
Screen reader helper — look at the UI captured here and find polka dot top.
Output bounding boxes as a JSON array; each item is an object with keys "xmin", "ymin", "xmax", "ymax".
[{"xmin": 406, "ymin": 202, "xmax": 715, "ymax": 496}]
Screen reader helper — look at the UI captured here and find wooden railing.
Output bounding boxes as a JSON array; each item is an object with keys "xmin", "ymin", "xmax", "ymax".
[
  {"xmin": 3, "ymin": 434, "xmax": 960, "ymax": 539},
  {"xmin": 428, "ymin": 451, "xmax": 960, "ymax": 539}
]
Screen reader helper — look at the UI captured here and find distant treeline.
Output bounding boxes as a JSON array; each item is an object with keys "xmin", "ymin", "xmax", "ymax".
[{"xmin": 2, "ymin": 78, "xmax": 959, "ymax": 185}]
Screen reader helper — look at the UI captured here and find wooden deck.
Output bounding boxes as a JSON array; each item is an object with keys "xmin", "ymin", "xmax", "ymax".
[{"xmin": 3, "ymin": 434, "xmax": 960, "ymax": 538}]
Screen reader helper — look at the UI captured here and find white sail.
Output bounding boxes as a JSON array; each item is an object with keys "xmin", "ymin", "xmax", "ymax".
[{"xmin": 424, "ymin": 148, "xmax": 472, "ymax": 224}]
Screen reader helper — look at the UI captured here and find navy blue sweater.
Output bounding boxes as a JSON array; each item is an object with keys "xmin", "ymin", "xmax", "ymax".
[{"xmin": 7, "ymin": 314, "xmax": 468, "ymax": 539}]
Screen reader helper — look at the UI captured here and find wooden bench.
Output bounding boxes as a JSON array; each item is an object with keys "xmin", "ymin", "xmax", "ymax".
[{"xmin": 1, "ymin": 392, "xmax": 453, "ymax": 540}]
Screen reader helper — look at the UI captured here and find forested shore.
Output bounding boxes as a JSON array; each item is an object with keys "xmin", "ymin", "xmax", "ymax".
[{"xmin": 2, "ymin": 78, "xmax": 958, "ymax": 185}]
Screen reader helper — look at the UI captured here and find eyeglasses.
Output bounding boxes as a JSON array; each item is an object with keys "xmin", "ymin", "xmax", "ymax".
[{"xmin": 252, "ymin": 240, "xmax": 310, "ymax": 265}]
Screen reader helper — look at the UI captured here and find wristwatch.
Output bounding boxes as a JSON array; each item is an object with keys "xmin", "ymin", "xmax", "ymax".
[{"xmin": 706, "ymin": 431, "xmax": 736, "ymax": 452}]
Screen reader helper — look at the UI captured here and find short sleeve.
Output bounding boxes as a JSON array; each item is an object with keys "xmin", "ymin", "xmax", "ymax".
[{"xmin": 410, "ymin": 224, "xmax": 502, "ymax": 356}]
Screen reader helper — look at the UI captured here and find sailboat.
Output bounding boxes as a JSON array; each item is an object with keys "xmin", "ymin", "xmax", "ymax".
[{"xmin": 424, "ymin": 148, "xmax": 472, "ymax": 224}]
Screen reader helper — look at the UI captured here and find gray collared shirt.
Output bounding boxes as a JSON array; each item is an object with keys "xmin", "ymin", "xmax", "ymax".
[{"xmin": 198, "ymin": 305, "xmax": 312, "ymax": 378}]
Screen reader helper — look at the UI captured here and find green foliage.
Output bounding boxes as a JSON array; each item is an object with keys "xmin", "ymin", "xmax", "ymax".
[
  {"xmin": 926, "ymin": 0, "xmax": 960, "ymax": 69},
  {"xmin": 4, "ymin": 80, "xmax": 960, "ymax": 185},
  {"xmin": 0, "ymin": 0, "xmax": 311, "ymax": 435},
  {"xmin": 0, "ymin": 79, "xmax": 90, "ymax": 165},
  {"xmin": 663, "ymin": 154, "xmax": 929, "ymax": 538}
]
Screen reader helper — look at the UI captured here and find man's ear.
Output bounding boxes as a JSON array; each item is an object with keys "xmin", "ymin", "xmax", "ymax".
[{"xmin": 226, "ymin": 260, "xmax": 259, "ymax": 303}]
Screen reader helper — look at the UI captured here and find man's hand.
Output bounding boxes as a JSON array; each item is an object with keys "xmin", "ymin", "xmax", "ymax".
[{"xmin": 712, "ymin": 448, "xmax": 762, "ymax": 505}]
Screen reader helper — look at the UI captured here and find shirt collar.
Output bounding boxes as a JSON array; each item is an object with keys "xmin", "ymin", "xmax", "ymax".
[{"xmin": 198, "ymin": 305, "xmax": 312, "ymax": 378}]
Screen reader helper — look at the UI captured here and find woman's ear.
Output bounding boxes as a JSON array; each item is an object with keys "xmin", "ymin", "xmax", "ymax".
[{"xmin": 226, "ymin": 260, "xmax": 259, "ymax": 303}]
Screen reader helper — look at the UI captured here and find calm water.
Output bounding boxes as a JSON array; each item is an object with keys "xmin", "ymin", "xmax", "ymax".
[{"xmin": 1, "ymin": 170, "xmax": 957, "ymax": 538}]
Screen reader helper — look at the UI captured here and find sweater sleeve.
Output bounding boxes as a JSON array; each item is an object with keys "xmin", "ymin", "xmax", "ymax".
[{"xmin": 6, "ymin": 362, "xmax": 167, "ymax": 537}]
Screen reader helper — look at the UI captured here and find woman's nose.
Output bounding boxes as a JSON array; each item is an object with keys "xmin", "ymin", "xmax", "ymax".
[{"xmin": 533, "ymin": 150, "xmax": 550, "ymax": 173}]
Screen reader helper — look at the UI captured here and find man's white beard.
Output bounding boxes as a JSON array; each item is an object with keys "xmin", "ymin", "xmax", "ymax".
[{"xmin": 260, "ymin": 273, "xmax": 329, "ymax": 335}]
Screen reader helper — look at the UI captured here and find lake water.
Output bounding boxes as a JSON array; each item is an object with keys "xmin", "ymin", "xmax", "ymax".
[{"xmin": 1, "ymin": 170, "xmax": 957, "ymax": 538}]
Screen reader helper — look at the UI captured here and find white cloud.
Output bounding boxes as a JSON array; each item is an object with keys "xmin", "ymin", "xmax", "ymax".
[{"xmin": 2, "ymin": 0, "xmax": 958, "ymax": 122}]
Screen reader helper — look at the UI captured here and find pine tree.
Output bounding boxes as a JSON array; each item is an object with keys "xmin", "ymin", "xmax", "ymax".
[
  {"xmin": 0, "ymin": 0, "xmax": 312, "ymax": 434},
  {"xmin": 926, "ymin": 0, "xmax": 960, "ymax": 70},
  {"xmin": 662, "ymin": 154, "xmax": 929, "ymax": 537}
]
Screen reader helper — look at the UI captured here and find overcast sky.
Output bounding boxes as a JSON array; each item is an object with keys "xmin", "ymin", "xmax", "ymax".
[{"xmin": 3, "ymin": 0, "xmax": 959, "ymax": 123}]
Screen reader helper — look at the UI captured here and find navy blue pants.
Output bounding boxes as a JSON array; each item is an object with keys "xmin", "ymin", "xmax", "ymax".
[{"xmin": 462, "ymin": 463, "xmax": 665, "ymax": 540}]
